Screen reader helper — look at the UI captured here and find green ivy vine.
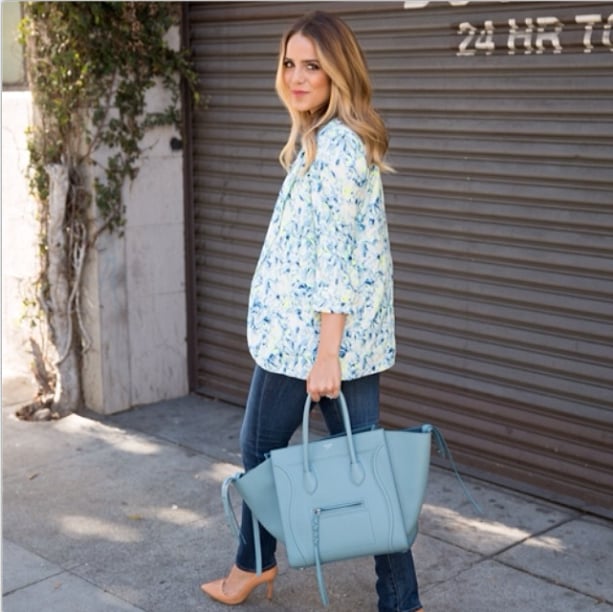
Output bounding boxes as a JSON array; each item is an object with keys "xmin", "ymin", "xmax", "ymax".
[
  {"xmin": 17, "ymin": 2, "xmax": 199, "ymax": 417},
  {"xmin": 20, "ymin": 1, "xmax": 199, "ymax": 235}
]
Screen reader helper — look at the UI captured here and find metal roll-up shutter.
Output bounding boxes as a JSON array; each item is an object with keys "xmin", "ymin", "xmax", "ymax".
[
  {"xmin": 185, "ymin": 2, "xmax": 290, "ymax": 402},
  {"xmin": 185, "ymin": 2, "xmax": 613, "ymax": 514}
]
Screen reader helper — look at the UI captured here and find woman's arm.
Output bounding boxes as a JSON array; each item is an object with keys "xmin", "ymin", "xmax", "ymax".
[{"xmin": 306, "ymin": 312, "xmax": 346, "ymax": 401}]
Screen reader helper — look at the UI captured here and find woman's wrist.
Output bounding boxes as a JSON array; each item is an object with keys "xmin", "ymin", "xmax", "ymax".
[{"xmin": 318, "ymin": 312, "xmax": 346, "ymax": 356}]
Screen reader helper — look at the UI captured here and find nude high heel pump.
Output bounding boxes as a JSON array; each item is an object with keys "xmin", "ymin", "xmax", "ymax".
[{"xmin": 200, "ymin": 564, "xmax": 278, "ymax": 605}]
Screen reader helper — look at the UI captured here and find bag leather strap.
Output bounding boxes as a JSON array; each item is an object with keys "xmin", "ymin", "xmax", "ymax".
[
  {"xmin": 302, "ymin": 393, "xmax": 364, "ymax": 493},
  {"xmin": 312, "ymin": 507, "xmax": 329, "ymax": 606},
  {"xmin": 428, "ymin": 425, "xmax": 483, "ymax": 514},
  {"xmin": 222, "ymin": 472, "xmax": 264, "ymax": 576},
  {"xmin": 221, "ymin": 474, "xmax": 242, "ymax": 541}
]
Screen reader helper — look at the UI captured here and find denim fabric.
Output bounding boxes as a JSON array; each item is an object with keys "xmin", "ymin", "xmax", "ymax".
[{"xmin": 236, "ymin": 365, "xmax": 422, "ymax": 611}]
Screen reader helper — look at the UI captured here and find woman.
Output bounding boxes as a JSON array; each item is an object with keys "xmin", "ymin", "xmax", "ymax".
[{"xmin": 201, "ymin": 11, "xmax": 424, "ymax": 612}]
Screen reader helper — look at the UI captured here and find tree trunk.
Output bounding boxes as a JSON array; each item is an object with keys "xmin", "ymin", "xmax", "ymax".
[{"xmin": 46, "ymin": 164, "xmax": 82, "ymax": 416}]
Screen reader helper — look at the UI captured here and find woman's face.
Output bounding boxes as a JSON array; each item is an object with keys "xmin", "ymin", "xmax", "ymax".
[{"xmin": 283, "ymin": 33, "xmax": 331, "ymax": 114}]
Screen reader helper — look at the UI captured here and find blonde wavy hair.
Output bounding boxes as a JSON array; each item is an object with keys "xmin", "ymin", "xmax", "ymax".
[{"xmin": 275, "ymin": 11, "xmax": 391, "ymax": 172}]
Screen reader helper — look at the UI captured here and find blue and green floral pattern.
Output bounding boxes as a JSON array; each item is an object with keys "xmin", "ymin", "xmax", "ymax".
[{"xmin": 247, "ymin": 119, "xmax": 395, "ymax": 380}]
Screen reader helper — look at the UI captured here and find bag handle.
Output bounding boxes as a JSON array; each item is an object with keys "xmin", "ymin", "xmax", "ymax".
[{"xmin": 301, "ymin": 393, "xmax": 365, "ymax": 494}]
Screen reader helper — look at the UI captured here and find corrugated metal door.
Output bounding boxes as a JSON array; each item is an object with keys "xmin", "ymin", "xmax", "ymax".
[{"xmin": 184, "ymin": 2, "xmax": 613, "ymax": 514}]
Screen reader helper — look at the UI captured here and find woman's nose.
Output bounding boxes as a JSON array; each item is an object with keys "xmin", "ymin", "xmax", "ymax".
[{"xmin": 291, "ymin": 66, "xmax": 306, "ymax": 84}]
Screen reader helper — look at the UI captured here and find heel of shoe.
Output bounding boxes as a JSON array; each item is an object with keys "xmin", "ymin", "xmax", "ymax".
[{"xmin": 266, "ymin": 578, "xmax": 274, "ymax": 600}]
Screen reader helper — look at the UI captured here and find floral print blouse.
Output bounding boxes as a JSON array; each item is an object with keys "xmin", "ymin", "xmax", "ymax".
[{"xmin": 247, "ymin": 118, "xmax": 395, "ymax": 380}]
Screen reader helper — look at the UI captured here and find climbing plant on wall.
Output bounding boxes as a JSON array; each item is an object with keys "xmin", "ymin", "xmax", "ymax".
[{"xmin": 18, "ymin": 2, "xmax": 199, "ymax": 419}]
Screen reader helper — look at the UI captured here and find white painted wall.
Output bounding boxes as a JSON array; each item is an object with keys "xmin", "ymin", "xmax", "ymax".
[
  {"xmin": 1, "ymin": 91, "xmax": 40, "ymax": 386},
  {"xmin": 80, "ymin": 97, "xmax": 189, "ymax": 413},
  {"xmin": 81, "ymin": 118, "xmax": 189, "ymax": 414},
  {"xmin": 2, "ymin": 28, "xmax": 189, "ymax": 414}
]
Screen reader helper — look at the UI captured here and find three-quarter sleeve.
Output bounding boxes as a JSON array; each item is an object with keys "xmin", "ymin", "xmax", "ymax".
[{"xmin": 309, "ymin": 130, "xmax": 369, "ymax": 314}]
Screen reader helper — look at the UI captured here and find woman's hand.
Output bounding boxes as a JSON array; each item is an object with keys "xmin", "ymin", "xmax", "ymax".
[
  {"xmin": 307, "ymin": 354, "xmax": 341, "ymax": 402},
  {"xmin": 307, "ymin": 312, "xmax": 346, "ymax": 402}
]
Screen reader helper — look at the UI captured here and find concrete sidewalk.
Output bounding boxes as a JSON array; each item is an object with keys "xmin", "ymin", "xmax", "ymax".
[{"xmin": 3, "ymin": 376, "xmax": 613, "ymax": 612}]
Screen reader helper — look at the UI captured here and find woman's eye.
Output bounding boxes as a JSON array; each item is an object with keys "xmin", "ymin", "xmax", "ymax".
[
  {"xmin": 307, "ymin": 63, "xmax": 320, "ymax": 70},
  {"xmin": 283, "ymin": 60, "xmax": 294, "ymax": 68}
]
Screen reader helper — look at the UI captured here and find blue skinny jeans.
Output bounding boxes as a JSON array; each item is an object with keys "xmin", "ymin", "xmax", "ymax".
[{"xmin": 236, "ymin": 365, "xmax": 423, "ymax": 612}]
